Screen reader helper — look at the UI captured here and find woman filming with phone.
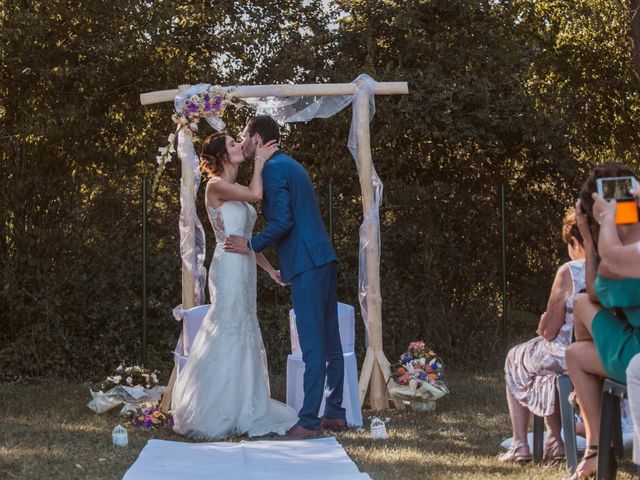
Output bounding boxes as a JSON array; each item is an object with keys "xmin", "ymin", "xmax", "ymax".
[{"xmin": 564, "ymin": 162, "xmax": 640, "ymax": 479}]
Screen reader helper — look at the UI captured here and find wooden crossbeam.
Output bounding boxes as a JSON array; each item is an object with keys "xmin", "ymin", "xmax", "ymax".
[{"xmin": 140, "ymin": 82, "xmax": 408, "ymax": 105}]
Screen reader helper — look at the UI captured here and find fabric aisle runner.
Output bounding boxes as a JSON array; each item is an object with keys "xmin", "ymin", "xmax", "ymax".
[{"xmin": 123, "ymin": 437, "xmax": 371, "ymax": 480}]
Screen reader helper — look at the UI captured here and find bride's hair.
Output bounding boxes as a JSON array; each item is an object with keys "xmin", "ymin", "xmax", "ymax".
[{"xmin": 200, "ymin": 132, "xmax": 228, "ymax": 179}]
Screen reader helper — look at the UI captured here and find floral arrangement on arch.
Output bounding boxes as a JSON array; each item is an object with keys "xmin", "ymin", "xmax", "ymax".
[
  {"xmin": 389, "ymin": 340, "xmax": 449, "ymax": 412},
  {"xmin": 152, "ymin": 85, "xmax": 244, "ymax": 194}
]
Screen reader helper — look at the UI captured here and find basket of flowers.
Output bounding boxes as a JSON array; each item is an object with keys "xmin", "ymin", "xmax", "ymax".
[{"xmin": 388, "ymin": 341, "xmax": 449, "ymax": 412}]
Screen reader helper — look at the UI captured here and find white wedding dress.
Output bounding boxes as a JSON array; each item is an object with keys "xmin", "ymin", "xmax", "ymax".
[{"xmin": 172, "ymin": 193, "xmax": 297, "ymax": 439}]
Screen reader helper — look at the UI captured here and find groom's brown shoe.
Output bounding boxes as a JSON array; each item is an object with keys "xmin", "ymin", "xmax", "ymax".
[
  {"xmin": 320, "ymin": 416, "xmax": 347, "ymax": 432},
  {"xmin": 281, "ymin": 424, "xmax": 320, "ymax": 440}
]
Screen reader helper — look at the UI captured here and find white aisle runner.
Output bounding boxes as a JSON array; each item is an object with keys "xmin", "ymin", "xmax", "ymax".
[{"xmin": 123, "ymin": 437, "xmax": 371, "ymax": 480}]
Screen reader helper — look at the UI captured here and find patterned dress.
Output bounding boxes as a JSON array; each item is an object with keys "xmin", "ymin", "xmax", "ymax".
[{"xmin": 504, "ymin": 259, "xmax": 586, "ymax": 417}]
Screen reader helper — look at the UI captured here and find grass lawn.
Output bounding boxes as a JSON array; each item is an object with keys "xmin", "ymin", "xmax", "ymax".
[{"xmin": 1, "ymin": 371, "xmax": 637, "ymax": 479}]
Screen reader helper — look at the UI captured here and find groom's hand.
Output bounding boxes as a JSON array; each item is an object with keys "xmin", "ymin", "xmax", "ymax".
[{"xmin": 224, "ymin": 235, "xmax": 250, "ymax": 254}]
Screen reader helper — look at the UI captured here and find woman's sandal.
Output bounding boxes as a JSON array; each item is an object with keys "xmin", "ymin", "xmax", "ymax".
[
  {"xmin": 543, "ymin": 439, "xmax": 566, "ymax": 462},
  {"xmin": 498, "ymin": 442, "xmax": 532, "ymax": 463},
  {"xmin": 568, "ymin": 445, "xmax": 598, "ymax": 480}
]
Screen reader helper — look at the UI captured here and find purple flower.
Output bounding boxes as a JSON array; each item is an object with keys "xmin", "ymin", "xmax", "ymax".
[
  {"xmin": 203, "ymin": 94, "xmax": 210, "ymax": 102},
  {"xmin": 213, "ymin": 96, "xmax": 223, "ymax": 110},
  {"xmin": 115, "ymin": 365, "xmax": 123, "ymax": 373},
  {"xmin": 126, "ymin": 376, "xmax": 133, "ymax": 385},
  {"xmin": 143, "ymin": 419, "xmax": 154, "ymax": 429},
  {"xmin": 187, "ymin": 103, "xmax": 198, "ymax": 112},
  {"xmin": 402, "ymin": 356, "xmax": 413, "ymax": 362},
  {"xmin": 418, "ymin": 373, "xmax": 427, "ymax": 381},
  {"xmin": 204, "ymin": 102, "xmax": 212, "ymax": 112}
]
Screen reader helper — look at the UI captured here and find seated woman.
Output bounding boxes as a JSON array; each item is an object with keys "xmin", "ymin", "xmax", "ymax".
[
  {"xmin": 500, "ymin": 208, "xmax": 586, "ymax": 463},
  {"xmin": 566, "ymin": 162, "xmax": 640, "ymax": 479}
]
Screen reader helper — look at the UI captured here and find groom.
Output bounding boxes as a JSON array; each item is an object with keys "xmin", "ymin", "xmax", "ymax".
[{"xmin": 224, "ymin": 115, "xmax": 347, "ymax": 439}]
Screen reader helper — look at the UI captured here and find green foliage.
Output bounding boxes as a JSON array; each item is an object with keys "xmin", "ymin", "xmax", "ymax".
[{"xmin": 1, "ymin": 0, "xmax": 639, "ymax": 380}]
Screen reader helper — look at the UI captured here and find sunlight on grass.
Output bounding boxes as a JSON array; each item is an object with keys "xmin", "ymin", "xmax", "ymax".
[{"xmin": 1, "ymin": 372, "xmax": 638, "ymax": 479}]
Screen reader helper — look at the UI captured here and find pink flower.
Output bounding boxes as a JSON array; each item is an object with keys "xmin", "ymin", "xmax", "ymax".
[
  {"xmin": 408, "ymin": 341, "xmax": 425, "ymax": 350},
  {"xmin": 396, "ymin": 373, "xmax": 411, "ymax": 385},
  {"xmin": 126, "ymin": 376, "xmax": 133, "ymax": 385}
]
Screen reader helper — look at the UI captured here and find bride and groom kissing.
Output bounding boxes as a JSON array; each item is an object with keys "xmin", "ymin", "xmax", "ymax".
[{"xmin": 171, "ymin": 115, "xmax": 348, "ymax": 440}]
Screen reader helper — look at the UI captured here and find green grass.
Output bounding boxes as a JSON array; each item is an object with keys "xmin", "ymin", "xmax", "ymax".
[{"xmin": 1, "ymin": 372, "xmax": 637, "ymax": 479}]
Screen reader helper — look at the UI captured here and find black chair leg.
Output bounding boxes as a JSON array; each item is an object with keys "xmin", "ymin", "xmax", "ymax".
[
  {"xmin": 557, "ymin": 374, "xmax": 578, "ymax": 473},
  {"xmin": 597, "ymin": 388, "xmax": 614, "ymax": 479},
  {"xmin": 611, "ymin": 398, "xmax": 623, "ymax": 458},
  {"xmin": 533, "ymin": 414, "xmax": 544, "ymax": 464}
]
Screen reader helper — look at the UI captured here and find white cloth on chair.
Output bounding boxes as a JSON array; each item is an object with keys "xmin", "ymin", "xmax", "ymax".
[
  {"xmin": 286, "ymin": 352, "xmax": 363, "ymax": 427},
  {"xmin": 286, "ymin": 302, "xmax": 362, "ymax": 427},
  {"xmin": 173, "ymin": 304, "xmax": 210, "ymax": 356},
  {"xmin": 289, "ymin": 303, "xmax": 355, "ymax": 355},
  {"xmin": 172, "ymin": 304, "xmax": 210, "ymax": 380}
]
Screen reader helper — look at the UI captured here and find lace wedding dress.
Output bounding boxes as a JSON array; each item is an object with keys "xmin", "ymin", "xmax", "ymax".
[{"xmin": 172, "ymin": 192, "xmax": 297, "ymax": 439}]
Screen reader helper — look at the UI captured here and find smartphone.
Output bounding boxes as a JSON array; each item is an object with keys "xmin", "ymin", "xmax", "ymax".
[{"xmin": 596, "ymin": 176, "xmax": 639, "ymax": 224}]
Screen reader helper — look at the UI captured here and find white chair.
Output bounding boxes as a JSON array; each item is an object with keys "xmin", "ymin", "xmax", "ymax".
[
  {"xmin": 286, "ymin": 302, "xmax": 363, "ymax": 426},
  {"xmin": 172, "ymin": 304, "xmax": 210, "ymax": 377}
]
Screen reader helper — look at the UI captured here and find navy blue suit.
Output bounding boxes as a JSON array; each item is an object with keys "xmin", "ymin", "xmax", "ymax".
[{"xmin": 250, "ymin": 151, "xmax": 346, "ymax": 429}]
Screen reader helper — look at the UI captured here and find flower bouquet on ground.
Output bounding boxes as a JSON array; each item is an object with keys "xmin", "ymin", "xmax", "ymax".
[
  {"xmin": 126, "ymin": 403, "xmax": 173, "ymax": 430},
  {"xmin": 388, "ymin": 341, "xmax": 449, "ymax": 412},
  {"xmin": 87, "ymin": 362, "xmax": 166, "ymax": 414}
]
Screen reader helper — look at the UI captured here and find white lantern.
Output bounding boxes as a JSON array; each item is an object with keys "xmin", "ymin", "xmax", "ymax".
[
  {"xmin": 369, "ymin": 416, "xmax": 388, "ymax": 440},
  {"xmin": 112, "ymin": 424, "xmax": 128, "ymax": 447}
]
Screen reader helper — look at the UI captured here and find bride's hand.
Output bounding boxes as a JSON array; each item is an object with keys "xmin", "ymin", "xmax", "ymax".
[{"xmin": 255, "ymin": 140, "xmax": 279, "ymax": 164}]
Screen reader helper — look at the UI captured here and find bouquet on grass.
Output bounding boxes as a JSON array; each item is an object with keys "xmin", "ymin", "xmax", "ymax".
[
  {"xmin": 87, "ymin": 362, "xmax": 166, "ymax": 414},
  {"xmin": 126, "ymin": 403, "xmax": 173, "ymax": 430},
  {"xmin": 388, "ymin": 341, "xmax": 449, "ymax": 412}
]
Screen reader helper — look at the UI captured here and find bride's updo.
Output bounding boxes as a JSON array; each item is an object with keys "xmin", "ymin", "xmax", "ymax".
[{"xmin": 199, "ymin": 132, "xmax": 228, "ymax": 179}]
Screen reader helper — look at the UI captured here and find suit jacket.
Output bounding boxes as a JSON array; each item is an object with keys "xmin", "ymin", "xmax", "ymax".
[{"xmin": 249, "ymin": 151, "xmax": 336, "ymax": 282}]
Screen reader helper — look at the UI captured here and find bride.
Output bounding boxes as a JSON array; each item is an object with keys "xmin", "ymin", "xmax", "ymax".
[{"xmin": 171, "ymin": 132, "xmax": 298, "ymax": 438}]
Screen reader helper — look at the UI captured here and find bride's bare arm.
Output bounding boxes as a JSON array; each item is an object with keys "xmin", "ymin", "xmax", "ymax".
[
  {"xmin": 207, "ymin": 140, "xmax": 277, "ymax": 203},
  {"xmin": 255, "ymin": 252, "xmax": 285, "ymax": 285}
]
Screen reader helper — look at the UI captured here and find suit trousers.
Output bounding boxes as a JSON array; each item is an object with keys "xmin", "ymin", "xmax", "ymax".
[{"xmin": 290, "ymin": 261, "xmax": 345, "ymax": 430}]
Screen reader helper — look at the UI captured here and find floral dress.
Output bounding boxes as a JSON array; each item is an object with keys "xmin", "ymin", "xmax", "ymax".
[{"xmin": 504, "ymin": 259, "xmax": 585, "ymax": 417}]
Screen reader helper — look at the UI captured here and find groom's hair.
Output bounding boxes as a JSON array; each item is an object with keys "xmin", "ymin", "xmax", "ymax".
[{"xmin": 246, "ymin": 115, "xmax": 280, "ymax": 144}]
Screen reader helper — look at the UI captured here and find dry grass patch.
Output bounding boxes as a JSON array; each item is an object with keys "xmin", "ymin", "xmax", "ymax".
[{"xmin": 0, "ymin": 372, "xmax": 637, "ymax": 479}]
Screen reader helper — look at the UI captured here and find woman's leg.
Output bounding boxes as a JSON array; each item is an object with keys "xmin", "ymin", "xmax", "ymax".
[
  {"xmin": 573, "ymin": 294, "xmax": 595, "ymax": 342},
  {"xmin": 544, "ymin": 389, "xmax": 565, "ymax": 458},
  {"xmin": 506, "ymin": 386, "xmax": 531, "ymax": 444},
  {"xmin": 566, "ymin": 295, "xmax": 607, "ymax": 476}
]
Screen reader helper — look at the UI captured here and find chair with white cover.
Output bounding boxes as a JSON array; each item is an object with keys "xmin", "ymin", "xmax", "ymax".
[
  {"xmin": 172, "ymin": 304, "xmax": 210, "ymax": 377},
  {"xmin": 286, "ymin": 302, "xmax": 362, "ymax": 426}
]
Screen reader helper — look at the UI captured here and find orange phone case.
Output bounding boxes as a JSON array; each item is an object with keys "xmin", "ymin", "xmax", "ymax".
[{"xmin": 616, "ymin": 201, "xmax": 639, "ymax": 224}]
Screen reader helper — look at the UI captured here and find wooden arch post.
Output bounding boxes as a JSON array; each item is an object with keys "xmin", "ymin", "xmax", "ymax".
[{"xmin": 141, "ymin": 80, "xmax": 408, "ymax": 410}]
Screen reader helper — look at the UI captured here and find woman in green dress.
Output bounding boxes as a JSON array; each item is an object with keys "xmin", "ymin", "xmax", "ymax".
[{"xmin": 566, "ymin": 162, "xmax": 640, "ymax": 479}]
